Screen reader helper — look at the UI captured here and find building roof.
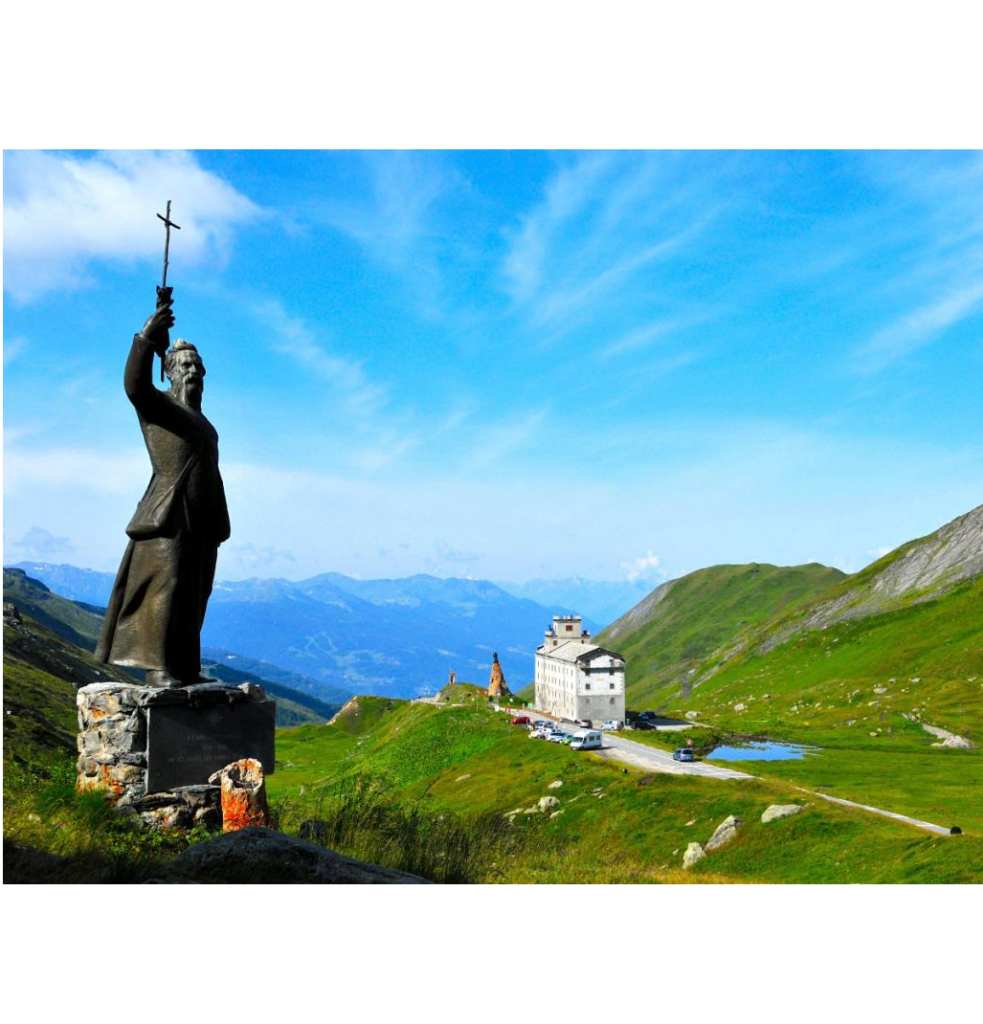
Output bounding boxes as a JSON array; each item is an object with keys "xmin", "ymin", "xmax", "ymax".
[{"xmin": 537, "ymin": 641, "xmax": 624, "ymax": 664}]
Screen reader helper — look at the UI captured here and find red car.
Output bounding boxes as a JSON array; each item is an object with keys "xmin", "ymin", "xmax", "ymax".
[{"xmin": 510, "ymin": 715, "xmax": 531, "ymax": 725}]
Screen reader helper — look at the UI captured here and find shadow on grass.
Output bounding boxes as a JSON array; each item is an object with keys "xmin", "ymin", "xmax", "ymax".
[{"xmin": 272, "ymin": 774, "xmax": 548, "ymax": 884}]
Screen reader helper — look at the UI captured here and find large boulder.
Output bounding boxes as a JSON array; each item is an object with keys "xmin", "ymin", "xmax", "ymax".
[
  {"xmin": 682, "ymin": 842, "xmax": 706, "ymax": 869},
  {"xmin": 538, "ymin": 795, "xmax": 560, "ymax": 811},
  {"xmin": 165, "ymin": 827, "xmax": 430, "ymax": 884},
  {"xmin": 761, "ymin": 804, "xmax": 804, "ymax": 823},
  {"xmin": 705, "ymin": 814, "xmax": 743, "ymax": 851}
]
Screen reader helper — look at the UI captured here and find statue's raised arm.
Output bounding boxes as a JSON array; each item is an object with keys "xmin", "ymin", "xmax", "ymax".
[{"xmin": 124, "ymin": 288, "xmax": 174, "ymax": 409}]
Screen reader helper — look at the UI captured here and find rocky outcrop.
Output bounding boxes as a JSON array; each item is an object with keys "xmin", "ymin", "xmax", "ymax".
[
  {"xmin": 682, "ymin": 842, "xmax": 706, "ymax": 869},
  {"xmin": 209, "ymin": 758, "xmax": 270, "ymax": 830},
  {"xmin": 760, "ymin": 504, "xmax": 983, "ymax": 653},
  {"xmin": 705, "ymin": 814, "xmax": 743, "ymax": 851},
  {"xmin": 922, "ymin": 724, "xmax": 976, "ymax": 749},
  {"xmin": 130, "ymin": 785, "xmax": 221, "ymax": 829},
  {"xmin": 165, "ymin": 827, "xmax": 430, "ymax": 883},
  {"xmin": 761, "ymin": 804, "xmax": 804, "ymax": 823},
  {"xmin": 538, "ymin": 795, "xmax": 560, "ymax": 812}
]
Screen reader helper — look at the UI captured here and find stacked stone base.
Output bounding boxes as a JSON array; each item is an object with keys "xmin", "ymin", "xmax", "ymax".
[
  {"xmin": 77, "ymin": 680, "xmax": 275, "ymax": 828},
  {"xmin": 130, "ymin": 784, "xmax": 222, "ymax": 830}
]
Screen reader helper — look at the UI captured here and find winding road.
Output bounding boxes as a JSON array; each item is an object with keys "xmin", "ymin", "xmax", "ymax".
[{"xmin": 497, "ymin": 706, "xmax": 955, "ymax": 836}]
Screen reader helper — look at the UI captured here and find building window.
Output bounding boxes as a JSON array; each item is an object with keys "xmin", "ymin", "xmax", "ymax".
[
  {"xmin": 609, "ymin": 682, "xmax": 614, "ymax": 690},
  {"xmin": 609, "ymin": 664, "xmax": 615, "ymax": 674},
  {"xmin": 610, "ymin": 697, "xmax": 615, "ymax": 704},
  {"xmin": 585, "ymin": 683, "xmax": 591, "ymax": 691}
]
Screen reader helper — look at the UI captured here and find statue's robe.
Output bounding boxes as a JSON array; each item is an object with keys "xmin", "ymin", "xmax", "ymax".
[{"xmin": 96, "ymin": 333, "xmax": 230, "ymax": 682}]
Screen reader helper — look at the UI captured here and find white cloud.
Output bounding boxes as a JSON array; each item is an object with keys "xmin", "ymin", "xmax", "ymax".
[
  {"xmin": 620, "ymin": 550, "xmax": 663, "ymax": 583},
  {"xmin": 503, "ymin": 152, "xmax": 617, "ymax": 303},
  {"xmin": 3, "ymin": 444, "xmax": 148, "ymax": 496},
  {"xmin": 501, "ymin": 152, "xmax": 722, "ymax": 340},
  {"xmin": 11, "ymin": 526, "xmax": 75, "ymax": 561},
  {"xmin": 312, "ymin": 152, "xmax": 468, "ymax": 318},
  {"xmin": 460, "ymin": 410, "xmax": 547, "ymax": 471},
  {"xmin": 4, "ymin": 150, "xmax": 260, "ymax": 300},
  {"xmin": 3, "ymin": 336, "xmax": 28, "ymax": 365},
  {"xmin": 853, "ymin": 279, "xmax": 983, "ymax": 372},
  {"xmin": 251, "ymin": 298, "xmax": 389, "ymax": 416}
]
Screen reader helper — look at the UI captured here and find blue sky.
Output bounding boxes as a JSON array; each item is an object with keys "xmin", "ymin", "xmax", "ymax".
[{"xmin": 4, "ymin": 149, "xmax": 982, "ymax": 584}]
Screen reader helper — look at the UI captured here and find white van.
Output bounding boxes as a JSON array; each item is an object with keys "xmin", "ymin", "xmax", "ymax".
[{"xmin": 569, "ymin": 730, "xmax": 603, "ymax": 751}]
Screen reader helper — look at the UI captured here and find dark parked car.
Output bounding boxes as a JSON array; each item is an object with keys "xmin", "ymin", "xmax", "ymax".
[
  {"xmin": 631, "ymin": 719, "xmax": 655, "ymax": 731},
  {"xmin": 639, "ymin": 710, "xmax": 657, "ymax": 721}
]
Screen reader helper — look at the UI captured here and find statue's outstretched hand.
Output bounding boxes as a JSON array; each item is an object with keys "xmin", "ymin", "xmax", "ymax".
[{"xmin": 142, "ymin": 290, "xmax": 175, "ymax": 354}]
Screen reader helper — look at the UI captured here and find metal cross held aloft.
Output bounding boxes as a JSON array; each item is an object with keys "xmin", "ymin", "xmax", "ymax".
[
  {"xmin": 156, "ymin": 201, "xmax": 181, "ymax": 381},
  {"xmin": 157, "ymin": 200, "xmax": 181, "ymax": 290}
]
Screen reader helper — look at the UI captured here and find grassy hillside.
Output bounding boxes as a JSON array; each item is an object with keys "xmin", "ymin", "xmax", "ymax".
[
  {"xmin": 3, "ymin": 613, "xmax": 134, "ymax": 768},
  {"xmin": 596, "ymin": 563, "xmax": 846, "ymax": 709},
  {"xmin": 4, "ymin": 568, "xmax": 106, "ymax": 651},
  {"xmin": 657, "ymin": 576, "xmax": 983, "ymax": 830},
  {"xmin": 269, "ymin": 697, "xmax": 981, "ymax": 883},
  {"xmin": 3, "ymin": 569, "xmax": 340, "ymax": 729}
]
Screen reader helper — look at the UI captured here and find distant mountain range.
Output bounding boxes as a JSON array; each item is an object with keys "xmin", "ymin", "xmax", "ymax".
[
  {"xmin": 8, "ymin": 563, "xmax": 588, "ymax": 701},
  {"xmin": 2, "ymin": 568, "xmax": 343, "ymax": 729},
  {"xmin": 494, "ymin": 576, "xmax": 653, "ymax": 627}
]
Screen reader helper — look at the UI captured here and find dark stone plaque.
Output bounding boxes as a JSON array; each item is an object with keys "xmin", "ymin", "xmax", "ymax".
[{"xmin": 147, "ymin": 700, "xmax": 275, "ymax": 792}]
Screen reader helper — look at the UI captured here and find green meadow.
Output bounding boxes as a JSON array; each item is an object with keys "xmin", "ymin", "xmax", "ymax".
[{"xmin": 267, "ymin": 694, "xmax": 981, "ymax": 883}]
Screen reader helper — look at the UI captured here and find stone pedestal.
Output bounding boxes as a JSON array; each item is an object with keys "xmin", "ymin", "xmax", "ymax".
[{"xmin": 77, "ymin": 681, "xmax": 276, "ymax": 817}]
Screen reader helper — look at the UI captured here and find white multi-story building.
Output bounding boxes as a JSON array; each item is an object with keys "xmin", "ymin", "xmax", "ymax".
[{"xmin": 534, "ymin": 615, "xmax": 626, "ymax": 724}]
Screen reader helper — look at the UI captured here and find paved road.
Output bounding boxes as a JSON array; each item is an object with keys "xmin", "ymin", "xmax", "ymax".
[
  {"xmin": 794, "ymin": 788, "xmax": 953, "ymax": 836},
  {"xmin": 498, "ymin": 707, "xmax": 751, "ymax": 781},
  {"xmin": 596, "ymin": 730, "xmax": 751, "ymax": 780}
]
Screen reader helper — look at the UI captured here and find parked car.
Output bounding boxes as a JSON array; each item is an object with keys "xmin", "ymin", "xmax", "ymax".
[
  {"xmin": 569, "ymin": 729, "xmax": 603, "ymax": 751},
  {"xmin": 510, "ymin": 715, "xmax": 530, "ymax": 726},
  {"xmin": 631, "ymin": 719, "xmax": 655, "ymax": 731},
  {"xmin": 601, "ymin": 719, "xmax": 623, "ymax": 731},
  {"xmin": 639, "ymin": 710, "xmax": 657, "ymax": 721},
  {"xmin": 673, "ymin": 748, "xmax": 697, "ymax": 762},
  {"xmin": 529, "ymin": 728, "xmax": 549, "ymax": 739},
  {"xmin": 576, "ymin": 719, "xmax": 592, "ymax": 729},
  {"xmin": 547, "ymin": 731, "xmax": 569, "ymax": 743}
]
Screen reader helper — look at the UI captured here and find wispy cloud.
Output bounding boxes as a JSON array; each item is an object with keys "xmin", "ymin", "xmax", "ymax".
[
  {"xmin": 312, "ymin": 152, "xmax": 470, "ymax": 318},
  {"xmin": 502, "ymin": 153, "xmax": 724, "ymax": 340},
  {"xmin": 598, "ymin": 319, "xmax": 678, "ymax": 361},
  {"xmin": 460, "ymin": 410, "xmax": 548, "ymax": 471},
  {"xmin": 847, "ymin": 152, "xmax": 983, "ymax": 373},
  {"xmin": 252, "ymin": 298, "xmax": 389, "ymax": 415},
  {"xmin": 503, "ymin": 152, "xmax": 618, "ymax": 304},
  {"xmin": 3, "ymin": 336, "xmax": 28, "ymax": 364},
  {"xmin": 852, "ymin": 279, "xmax": 983, "ymax": 373},
  {"xmin": 4, "ymin": 150, "xmax": 261, "ymax": 300}
]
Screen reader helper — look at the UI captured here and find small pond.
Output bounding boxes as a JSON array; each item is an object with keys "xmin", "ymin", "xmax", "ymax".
[{"xmin": 705, "ymin": 740, "xmax": 821, "ymax": 762}]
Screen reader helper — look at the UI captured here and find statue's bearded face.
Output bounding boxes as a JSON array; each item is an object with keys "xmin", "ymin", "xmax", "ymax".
[{"xmin": 167, "ymin": 349, "xmax": 206, "ymax": 409}]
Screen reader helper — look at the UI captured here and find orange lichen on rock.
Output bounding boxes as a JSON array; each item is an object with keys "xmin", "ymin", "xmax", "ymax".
[
  {"xmin": 487, "ymin": 652, "xmax": 511, "ymax": 698},
  {"xmin": 209, "ymin": 758, "xmax": 269, "ymax": 832}
]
